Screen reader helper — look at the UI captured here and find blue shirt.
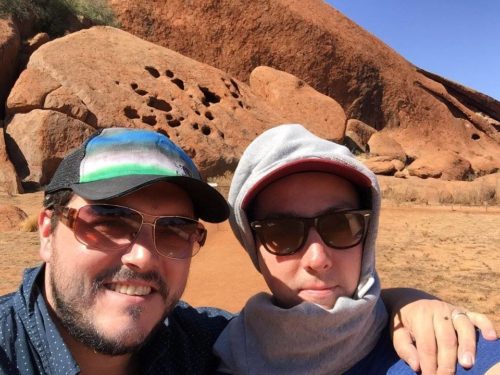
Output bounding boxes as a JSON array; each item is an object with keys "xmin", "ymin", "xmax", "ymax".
[{"xmin": 0, "ymin": 266, "xmax": 232, "ymax": 375}]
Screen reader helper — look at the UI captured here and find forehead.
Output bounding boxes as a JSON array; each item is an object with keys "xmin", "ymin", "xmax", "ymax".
[{"xmin": 252, "ymin": 172, "xmax": 360, "ymax": 217}]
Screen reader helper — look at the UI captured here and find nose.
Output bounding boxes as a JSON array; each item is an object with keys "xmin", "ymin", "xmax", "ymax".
[
  {"xmin": 121, "ymin": 222, "xmax": 159, "ymax": 270},
  {"xmin": 301, "ymin": 228, "xmax": 333, "ymax": 272}
]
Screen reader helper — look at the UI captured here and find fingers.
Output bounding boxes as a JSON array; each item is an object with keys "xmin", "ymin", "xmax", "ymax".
[
  {"xmin": 466, "ymin": 311, "xmax": 498, "ymax": 340},
  {"xmin": 451, "ymin": 311, "xmax": 476, "ymax": 369},
  {"xmin": 412, "ymin": 308, "xmax": 439, "ymax": 375},
  {"xmin": 392, "ymin": 320, "xmax": 421, "ymax": 372},
  {"xmin": 433, "ymin": 312, "xmax": 459, "ymax": 375}
]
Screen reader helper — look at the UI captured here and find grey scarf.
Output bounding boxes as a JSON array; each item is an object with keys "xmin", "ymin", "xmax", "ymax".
[{"xmin": 214, "ymin": 285, "xmax": 387, "ymax": 375}]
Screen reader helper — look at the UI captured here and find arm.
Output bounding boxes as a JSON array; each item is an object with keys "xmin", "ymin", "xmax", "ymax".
[{"xmin": 381, "ymin": 288, "xmax": 497, "ymax": 375}]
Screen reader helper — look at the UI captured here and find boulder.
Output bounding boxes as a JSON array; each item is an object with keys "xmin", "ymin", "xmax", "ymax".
[
  {"xmin": 407, "ymin": 151, "xmax": 473, "ymax": 181},
  {"xmin": 0, "ymin": 128, "xmax": 23, "ymax": 194},
  {"xmin": 367, "ymin": 133, "xmax": 406, "ymax": 162},
  {"xmin": 5, "ymin": 27, "xmax": 297, "ymax": 178},
  {"xmin": 6, "ymin": 68, "xmax": 61, "ymax": 116},
  {"xmin": 5, "ymin": 110, "xmax": 95, "ymax": 188},
  {"xmin": 345, "ymin": 119, "xmax": 376, "ymax": 153},
  {"xmin": 0, "ymin": 204, "xmax": 28, "ymax": 231},
  {"xmin": 0, "ymin": 18, "xmax": 21, "ymax": 118},
  {"xmin": 363, "ymin": 159, "xmax": 396, "ymax": 176},
  {"xmin": 249, "ymin": 66, "xmax": 345, "ymax": 142}
]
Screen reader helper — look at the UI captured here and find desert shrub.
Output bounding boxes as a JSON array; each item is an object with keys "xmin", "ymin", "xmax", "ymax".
[
  {"xmin": 0, "ymin": 0, "xmax": 118, "ymax": 36},
  {"xmin": 19, "ymin": 214, "xmax": 38, "ymax": 232}
]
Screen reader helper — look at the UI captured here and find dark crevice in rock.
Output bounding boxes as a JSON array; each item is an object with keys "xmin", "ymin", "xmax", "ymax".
[
  {"xmin": 147, "ymin": 96, "xmax": 172, "ymax": 112},
  {"xmin": 142, "ymin": 115, "xmax": 157, "ymax": 125},
  {"xmin": 171, "ymin": 78, "xmax": 184, "ymax": 90},
  {"xmin": 124, "ymin": 106, "xmax": 140, "ymax": 119},
  {"xmin": 145, "ymin": 66, "xmax": 160, "ymax": 78}
]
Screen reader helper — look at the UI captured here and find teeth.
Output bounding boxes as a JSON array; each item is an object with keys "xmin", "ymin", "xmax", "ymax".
[{"xmin": 109, "ymin": 283, "xmax": 151, "ymax": 296}]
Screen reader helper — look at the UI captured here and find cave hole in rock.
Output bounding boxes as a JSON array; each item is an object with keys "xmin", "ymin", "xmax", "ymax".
[
  {"xmin": 201, "ymin": 125, "xmax": 211, "ymax": 136},
  {"xmin": 147, "ymin": 96, "xmax": 172, "ymax": 112},
  {"xmin": 230, "ymin": 78, "xmax": 241, "ymax": 94},
  {"xmin": 231, "ymin": 92, "xmax": 239, "ymax": 98},
  {"xmin": 195, "ymin": 110, "xmax": 201, "ymax": 115},
  {"xmin": 145, "ymin": 66, "xmax": 160, "ymax": 78},
  {"xmin": 131, "ymin": 83, "xmax": 138, "ymax": 90},
  {"xmin": 179, "ymin": 116, "xmax": 185, "ymax": 121},
  {"xmin": 205, "ymin": 111, "xmax": 214, "ymax": 120},
  {"xmin": 124, "ymin": 106, "xmax": 140, "ymax": 119},
  {"xmin": 166, "ymin": 114, "xmax": 173, "ymax": 120},
  {"xmin": 115, "ymin": 81, "xmax": 120, "ymax": 85},
  {"xmin": 142, "ymin": 115, "xmax": 157, "ymax": 126},
  {"xmin": 168, "ymin": 119, "xmax": 181, "ymax": 128},
  {"xmin": 171, "ymin": 78, "xmax": 185, "ymax": 90},
  {"xmin": 135, "ymin": 89, "xmax": 148, "ymax": 96},
  {"xmin": 165, "ymin": 70, "xmax": 174, "ymax": 78},
  {"xmin": 199, "ymin": 86, "xmax": 221, "ymax": 105},
  {"xmin": 238, "ymin": 101, "xmax": 244, "ymax": 108},
  {"xmin": 192, "ymin": 123, "xmax": 199, "ymax": 130},
  {"xmin": 218, "ymin": 130, "xmax": 225, "ymax": 139},
  {"xmin": 471, "ymin": 133, "xmax": 480, "ymax": 141}
]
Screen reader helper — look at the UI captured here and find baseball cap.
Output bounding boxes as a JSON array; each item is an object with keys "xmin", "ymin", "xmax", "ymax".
[{"xmin": 45, "ymin": 127, "xmax": 229, "ymax": 223}]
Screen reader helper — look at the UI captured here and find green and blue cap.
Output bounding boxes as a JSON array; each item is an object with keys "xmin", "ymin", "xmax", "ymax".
[{"xmin": 45, "ymin": 127, "xmax": 229, "ymax": 223}]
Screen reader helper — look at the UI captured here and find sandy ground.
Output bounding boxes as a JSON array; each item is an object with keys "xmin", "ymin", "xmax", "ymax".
[{"xmin": 0, "ymin": 192, "xmax": 498, "ymax": 330}]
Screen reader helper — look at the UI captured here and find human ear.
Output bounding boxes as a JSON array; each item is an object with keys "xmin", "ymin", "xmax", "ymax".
[{"xmin": 38, "ymin": 208, "xmax": 54, "ymax": 262}]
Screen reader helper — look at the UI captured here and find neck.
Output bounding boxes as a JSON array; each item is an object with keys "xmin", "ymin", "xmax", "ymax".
[{"xmin": 61, "ymin": 328, "xmax": 138, "ymax": 375}]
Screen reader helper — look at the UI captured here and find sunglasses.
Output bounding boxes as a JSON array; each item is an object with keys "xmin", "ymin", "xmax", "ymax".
[
  {"xmin": 250, "ymin": 210, "xmax": 371, "ymax": 256},
  {"xmin": 55, "ymin": 204, "xmax": 207, "ymax": 259}
]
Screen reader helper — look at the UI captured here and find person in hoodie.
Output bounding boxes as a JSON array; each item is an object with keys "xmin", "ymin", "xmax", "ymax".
[{"xmin": 214, "ymin": 124, "xmax": 500, "ymax": 375}]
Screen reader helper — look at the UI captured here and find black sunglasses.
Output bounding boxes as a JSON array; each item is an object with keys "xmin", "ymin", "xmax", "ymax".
[
  {"xmin": 56, "ymin": 204, "xmax": 207, "ymax": 259},
  {"xmin": 250, "ymin": 210, "xmax": 371, "ymax": 256}
]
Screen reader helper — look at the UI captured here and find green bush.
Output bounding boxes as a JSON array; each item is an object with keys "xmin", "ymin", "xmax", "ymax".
[{"xmin": 0, "ymin": 0, "xmax": 118, "ymax": 36}]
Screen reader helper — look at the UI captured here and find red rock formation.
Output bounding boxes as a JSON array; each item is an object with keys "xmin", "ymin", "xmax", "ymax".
[
  {"xmin": 6, "ymin": 27, "xmax": 346, "ymax": 188},
  {"xmin": 110, "ymin": 0, "xmax": 499, "ymax": 177},
  {"xmin": 249, "ymin": 66, "xmax": 345, "ymax": 142},
  {"xmin": 0, "ymin": 17, "xmax": 20, "ymax": 118},
  {"xmin": 0, "ymin": 204, "xmax": 27, "ymax": 232}
]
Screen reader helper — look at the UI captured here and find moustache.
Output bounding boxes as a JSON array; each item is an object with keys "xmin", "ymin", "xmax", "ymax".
[{"xmin": 91, "ymin": 266, "xmax": 169, "ymax": 300}]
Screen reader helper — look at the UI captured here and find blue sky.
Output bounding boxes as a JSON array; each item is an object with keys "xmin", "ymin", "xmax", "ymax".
[{"xmin": 326, "ymin": 1, "xmax": 500, "ymax": 100}]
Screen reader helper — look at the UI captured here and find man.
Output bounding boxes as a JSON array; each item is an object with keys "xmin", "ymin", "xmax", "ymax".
[
  {"xmin": 0, "ymin": 127, "xmax": 495, "ymax": 375},
  {"xmin": 0, "ymin": 128, "xmax": 232, "ymax": 374}
]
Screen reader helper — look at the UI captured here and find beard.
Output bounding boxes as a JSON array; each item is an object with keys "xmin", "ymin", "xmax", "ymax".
[{"xmin": 49, "ymin": 265, "xmax": 178, "ymax": 356}]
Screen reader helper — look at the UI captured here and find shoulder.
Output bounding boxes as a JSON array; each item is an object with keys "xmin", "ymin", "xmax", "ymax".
[{"xmin": 170, "ymin": 301, "xmax": 234, "ymax": 340}]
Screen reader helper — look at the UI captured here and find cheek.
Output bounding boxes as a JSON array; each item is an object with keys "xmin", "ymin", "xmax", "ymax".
[
  {"xmin": 160, "ymin": 259, "xmax": 191, "ymax": 294},
  {"xmin": 336, "ymin": 245, "xmax": 363, "ymax": 292}
]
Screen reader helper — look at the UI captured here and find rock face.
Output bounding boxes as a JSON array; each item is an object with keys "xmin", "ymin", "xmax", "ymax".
[
  {"xmin": 5, "ymin": 26, "xmax": 346, "ymax": 187},
  {"xmin": 0, "ymin": 126, "xmax": 23, "ymax": 194},
  {"xmin": 5, "ymin": 110, "xmax": 95, "ymax": 188},
  {"xmin": 110, "ymin": 0, "xmax": 500, "ymax": 177},
  {"xmin": 0, "ymin": 18, "xmax": 20, "ymax": 119},
  {"xmin": 407, "ymin": 151, "xmax": 473, "ymax": 181},
  {"xmin": 0, "ymin": 204, "xmax": 27, "ymax": 231},
  {"xmin": 249, "ymin": 66, "xmax": 345, "ymax": 142}
]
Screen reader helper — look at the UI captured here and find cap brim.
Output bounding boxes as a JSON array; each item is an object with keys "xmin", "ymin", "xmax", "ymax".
[
  {"xmin": 242, "ymin": 159, "xmax": 373, "ymax": 209},
  {"xmin": 71, "ymin": 175, "xmax": 229, "ymax": 223}
]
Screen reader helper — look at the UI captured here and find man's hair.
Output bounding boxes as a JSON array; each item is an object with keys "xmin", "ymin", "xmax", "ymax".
[{"xmin": 43, "ymin": 190, "xmax": 74, "ymax": 229}]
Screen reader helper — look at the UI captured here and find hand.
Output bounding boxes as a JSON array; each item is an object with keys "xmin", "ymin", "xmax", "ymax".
[{"xmin": 381, "ymin": 288, "xmax": 498, "ymax": 375}]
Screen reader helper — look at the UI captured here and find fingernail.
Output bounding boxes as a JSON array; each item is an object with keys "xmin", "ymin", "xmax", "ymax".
[
  {"xmin": 486, "ymin": 329, "xmax": 498, "ymax": 339},
  {"xmin": 460, "ymin": 353, "xmax": 474, "ymax": 367}
]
